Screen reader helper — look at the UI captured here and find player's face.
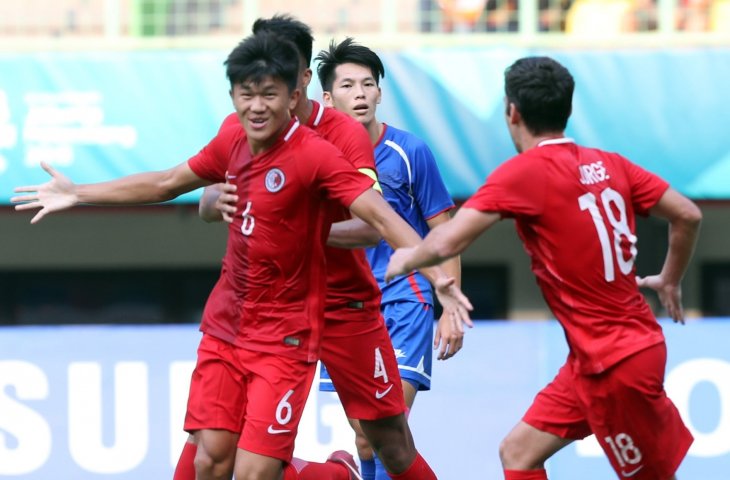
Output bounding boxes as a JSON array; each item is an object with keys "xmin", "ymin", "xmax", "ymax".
[
  {"xmin": 231, "ymin": 76, "xmax": 299, "ymax": 154},
  {"xmin": 323, "ymin": 63, "xmax": 381, "ymax": 127}
]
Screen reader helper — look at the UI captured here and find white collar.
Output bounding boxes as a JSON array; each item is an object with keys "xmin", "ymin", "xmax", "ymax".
[{"xmin": 537, "ymin": 137, "xmax": 575, "ymax": 147}]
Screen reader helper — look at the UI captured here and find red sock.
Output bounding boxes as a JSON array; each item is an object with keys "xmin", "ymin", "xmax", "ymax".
[
  {"xmin": 283, "ymin": 458, "xmax": 349, "ymax": 479},
  {"xmin": 388, "ymin": 453, "xmax": 436, "ymax": 480},
  {"xmin": 504, "ymin": 469, "xmax": 548, "ymax": 480},
  {"xmin": 172, "ymin": 441, "xmax": 197, "ymax": 480}
]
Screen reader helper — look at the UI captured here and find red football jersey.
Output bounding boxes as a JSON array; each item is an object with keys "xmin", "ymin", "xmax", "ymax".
[
  {"xmin": 305, "ymin": 101, "xmax": 382, "ymax": 318},
  {"xmin": 188, "ymin": 118, "xmax": 375, "ymax": 362},
  {"xmin": 464, "ymin": 138, "xmax": 670, "ymax": 374},
  {"xmin": 217, "ymin": 104, "xmax": 382, "ymax": 318}
]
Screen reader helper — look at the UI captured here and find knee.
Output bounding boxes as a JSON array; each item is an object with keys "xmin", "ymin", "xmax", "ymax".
[
  {"xmin": 194, "ymin": 445, "xmax": 234, "ymax": 479},
  {"xmin": 499, "ymin": 434, "xmax": 536, "ymax": 470},
  {"xmin": 354, "ymin": 431, "xmax": 373, "ymax": 459},
  {"xmin": 360, "ymin": 417, "xmax": 415, "ymax": 473}
]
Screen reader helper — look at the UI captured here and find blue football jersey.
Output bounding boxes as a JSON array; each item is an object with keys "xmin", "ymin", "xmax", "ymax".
[{"xmin": 367, "ymin": 124, "xmax": 454, "ymax": 305}]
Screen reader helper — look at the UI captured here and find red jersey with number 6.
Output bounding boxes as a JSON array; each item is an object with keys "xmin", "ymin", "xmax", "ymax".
[
  {"xmin": 188, "ymin": 118, "xmax": 375, "ymax": 362},
  {"xmin": 464, "ymin": 138, "xmax": 670, "ymax": 374},
  {"xmin": 220, "ymin": 102, "xmax": 382, "ymax": 320}
]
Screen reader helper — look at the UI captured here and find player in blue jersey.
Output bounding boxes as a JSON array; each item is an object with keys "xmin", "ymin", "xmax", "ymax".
[{"xmin": 316, "ymin": 38, "xmax": 464, "ymax": 480}]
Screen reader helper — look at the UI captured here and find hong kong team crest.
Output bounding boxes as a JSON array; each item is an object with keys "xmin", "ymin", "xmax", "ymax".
[{"xmin": 265, "ymin": 168, "xmax": 285, "ymax": 192}]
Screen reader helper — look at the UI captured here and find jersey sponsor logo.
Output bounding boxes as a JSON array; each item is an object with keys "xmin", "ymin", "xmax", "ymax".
[
  {"xmin": 265, "ymin": 168, "xmax": 285, "ymax": 192},
  {"xmin": 375, "ymin": 384, "xmax": 394, "ymax": 399},
  {"xmin": 267, "ymin": 425, "xmax": 292, "ymax": 435},
  {"xmin": 578, "ymin": 161, "xmax": 610, "ymax": 185},
  {"xmin": 620, "ymin": 465, "xmax": 644, "ymax": 477},
  {"xmin": 394, "ymin": 349, "xmax": 407, "ymax": 359}
]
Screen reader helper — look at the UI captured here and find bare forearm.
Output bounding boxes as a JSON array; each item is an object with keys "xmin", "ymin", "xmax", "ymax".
[
  {"xmin": 199, "ymin": 184, "xmax": 225, "ymax": 223},
  {"xmin": 328, "ymin": 218, "xmax": 381, "ymax": 248},
  {"xmin": 76, "ymin": 171, "xmax": 195, "ymax": 205},
  {"xmin": 662, "ymin": 216, "xmax": 701, "ymax": 285}
]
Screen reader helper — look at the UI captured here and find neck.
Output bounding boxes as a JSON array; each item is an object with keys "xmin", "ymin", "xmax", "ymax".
[
  {"xmin": 292, "ymin": 97, "xmax": 313, "ymax": 124},
  {"xmin": 250, "ymin": 120, "xmax": 290, "ymax": 155},
  {"xmin": 519, "ymin": 131, "xmax": 565, "ymax": 152},
  {"xmin": 365, "ymin": 119, "xmax": 383, "ymax": 145}
]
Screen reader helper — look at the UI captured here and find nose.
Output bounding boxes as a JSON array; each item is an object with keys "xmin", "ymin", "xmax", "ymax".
[
  {"xmin": 250, "ymin": 95, "xmax": 266, "ymax": 112},
  {"xmin": 353, "ymin": 83, "xmax": 365, "ymax": 99}
]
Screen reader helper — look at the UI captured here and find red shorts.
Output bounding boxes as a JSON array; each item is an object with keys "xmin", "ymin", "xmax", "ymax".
[
  {"xmin": 184, "ymin": 334, "xmax": 316, "ymax": 462},
  {"xmin": 523, "ymin": 343, "xmax": 692, "ymax": 480},
  {"xmin": 320, "ymin": 311, "xmax": 406, "ymax": 420}
]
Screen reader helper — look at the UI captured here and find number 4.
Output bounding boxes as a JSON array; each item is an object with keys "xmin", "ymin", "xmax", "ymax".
[{"xmin": 578, "ymin": 187, "xmax": 637, "ymax": 282}]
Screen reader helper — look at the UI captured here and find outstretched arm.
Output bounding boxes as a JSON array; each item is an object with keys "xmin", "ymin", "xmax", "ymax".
[
  {"xmin": 386, "ymin": 206, "xmax": 500, "ymax": 281},
  {"xmin": 637, "ymin": 188, "xmax": 702, "ymax": 324},
  {"xmin": 13, "ymin": 161, "xmax": 208, "ymax": 224},
  {"xmin": 426, "ymin": 211, "xmax": 465, "ymax": 360},
  {"xmin": 349, "ymin": 189, "xmax": 474, "ymax": 325}
]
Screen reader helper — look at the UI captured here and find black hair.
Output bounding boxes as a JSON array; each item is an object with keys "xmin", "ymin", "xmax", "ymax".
[
  {"xmin": 315, "ymin": 37, "xmax": 385, "ymax": 92},
  {"xmin": 504, "ymin": 56, "xmax": 574, "ymax": 135},
  {"xmin": 225, "ymin": 32, "xmax": 300, "ymax": 92},
  {"xmin": 252, "ymin": 14, "xmax": 314, "ymax": 68}
]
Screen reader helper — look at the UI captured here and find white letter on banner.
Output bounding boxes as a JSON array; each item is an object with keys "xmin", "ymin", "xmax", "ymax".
[
  {"xmin": 0, "ymin": 361, "xmax": 52, "ymax": 475},
  {"xmin": 665, "ymin": 358, "xmax": 730, "ymax": 457},
  {"xmin": 68, "ymin": 362, "xmax": 149, "ymax": 473},
  {"xmin": 168, "ymin": 361, "xmax": 195, "ymax": 466}
]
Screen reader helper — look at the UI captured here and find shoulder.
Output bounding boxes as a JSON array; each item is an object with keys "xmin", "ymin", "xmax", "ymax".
[
  {"xmin": 379, "ymin": 125, "xmax": 433, "ymax": 161},
  {"xmin": 320, "ymin": 106, "xmax": 364, "ymax": 133},
  {"xmin": 218, "ymin": 113, "xmax": 240, "ymax": 133},
  {"xmin": 294, "ymin": 124, "xmax": 342, "ymax": 156}
]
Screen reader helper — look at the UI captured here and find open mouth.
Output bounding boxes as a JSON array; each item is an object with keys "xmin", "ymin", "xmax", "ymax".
[{"xmin": 248, "ymin": 117, "xmax": 268, "ymax": 129}]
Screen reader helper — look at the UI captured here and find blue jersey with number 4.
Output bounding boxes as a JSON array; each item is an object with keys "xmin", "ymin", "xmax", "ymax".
[{"xmin": 367, "ymin": 124, "xmax": 454, "ymax": 305}]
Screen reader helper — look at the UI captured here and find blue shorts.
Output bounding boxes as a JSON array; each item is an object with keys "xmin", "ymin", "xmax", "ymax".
[{"xmin": 321, "ymin": 301, "xmax": 433, "ymax": 392}]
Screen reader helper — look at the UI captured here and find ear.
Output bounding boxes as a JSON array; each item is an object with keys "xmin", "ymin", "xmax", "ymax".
[
  {"xmin": 301, "ymin": 68, "xmax": 313, "ymax": 90},
  {"xmin": 508, "ymin": 102, "xmax": 521, "ymax": 125},
  {"xmin": 288, "ymin": 88, "xmax": 301, "ymax": 111},
  {"xmin": 376, "ymin": 86, "xmax": 382, "ymax": 105},
  {"xmin": 322, "ymin": 91, "xmax": 334, "ymax": 107}
]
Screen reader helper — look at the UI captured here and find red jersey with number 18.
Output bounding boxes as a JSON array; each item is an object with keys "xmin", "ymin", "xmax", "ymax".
[
  {"xmin": 188, "ymin": 118, "xmax": 375, "ymax": 362},
  {"xmin": 464, "ymin": 138, "xmax": 670, "ymax": 374}
]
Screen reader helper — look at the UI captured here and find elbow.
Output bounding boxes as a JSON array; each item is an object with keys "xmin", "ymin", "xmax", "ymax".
[{"xmin": 680, "ymin": 202, "xmax": 703, "ymax": 230}]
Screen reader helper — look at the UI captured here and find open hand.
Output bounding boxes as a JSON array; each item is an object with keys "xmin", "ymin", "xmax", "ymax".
[
  {"xmin": 11, "ymin": 161, "xmax": 77, "ymax": 224},
  {"xmin": 636, "ymin": 274, "xmax": 685, "ymax": 324}
]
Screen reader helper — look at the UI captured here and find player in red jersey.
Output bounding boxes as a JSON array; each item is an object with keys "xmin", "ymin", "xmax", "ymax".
[
  {"xmin": 385, "ymin": 56, "xmax": 701, "ymax": 480},
  {"xmin": 13, "ymin": 34, "xmax": 468, "ymax": 480},
  {"xmin": 193, "ymin": 14, "xmax": 469, "ymax": 480}
]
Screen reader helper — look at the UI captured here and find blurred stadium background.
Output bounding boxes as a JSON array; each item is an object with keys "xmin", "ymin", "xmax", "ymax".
[{"xmin": 0, "ymin": 1, "xmax": 729, "ymax": 479}]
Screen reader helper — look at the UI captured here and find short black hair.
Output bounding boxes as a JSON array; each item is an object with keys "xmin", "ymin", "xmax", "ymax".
[
  {"xmin": 315, "ymin": 37, "xmax": 385, "ymax": 92},
  {"xmin": 504, "ymin": 56, "xmax": 574, "ymax": 135},
  {"xmin": 225, "ymin": 32, "xmax": 300, "ymax": 92},
  {"xmin": 252, "ymin": 14, "xmax": 314, "ymax": 68}
]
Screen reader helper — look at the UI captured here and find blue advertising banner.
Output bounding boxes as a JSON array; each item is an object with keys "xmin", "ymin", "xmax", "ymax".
[
  {"xmin": 1, "ymin": 48, "xmax": 729, "ymax": 203},
  {"xmin": 0, "ymin": 320, "xmax": 727, "ymax": 479}
]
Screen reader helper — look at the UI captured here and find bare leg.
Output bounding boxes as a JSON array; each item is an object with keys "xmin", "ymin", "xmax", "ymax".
[
  {"xmin": 194, "ymin": 429, "xmax": 239, "ymax": 480},
  {"xmin": 499, "ymin": 421, "xmax": 573, "ymax": 470},
  {"xmin": 360, "ymin": 413, "xmax": 416, "ymax": 474},
  {"xmin": 349, "ymin": 379, "xmax": 418, "ymax": 464},
  {"xmin": 234, "ymin": 448, "xmax": 285, "ymax": 480}
]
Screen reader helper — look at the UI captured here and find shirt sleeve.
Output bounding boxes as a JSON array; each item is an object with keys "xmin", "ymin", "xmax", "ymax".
[
  {"xmin": 463, "ymin": 154, "xmax": 546, "ymax": 217},
  {"xmin": 187, "ymin": 127, "xmax": 233, "ymax": 183},
  {"xmin": 411, "ymin": 140, "xmax": 455, "ymax": 220},
  {"xmin": 621, "ymin": 156, "xmax": 670, "ymax": 216}
]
